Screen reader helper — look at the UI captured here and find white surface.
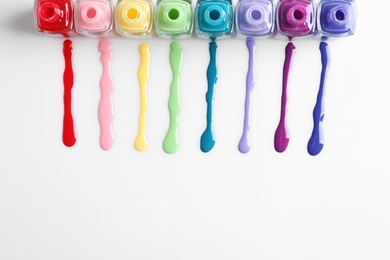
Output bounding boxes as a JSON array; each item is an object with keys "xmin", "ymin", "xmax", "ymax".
[{"xmin": 1, "ymin": 1, "xmax": 389, "ymax": 259}]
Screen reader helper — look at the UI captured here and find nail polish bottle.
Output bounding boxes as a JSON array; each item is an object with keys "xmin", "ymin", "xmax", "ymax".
[
  {"xmin": 316, "ymin": 0, "xmax": 356, "ymax": 39},
  {"xmin": 235, "ymin": 0, "xmax": 274, "ymax": 39},
  {"xmin": 74, "ymin": 0, "xmax": 115, "ymax": 37},
  {"xmin": 155, "ymin": 0, "xmax": 193, "ymax": 39},
  {"xmin": 115, "ymin": 0, "xmax": 154, "ymax": 38},
  {"xmin": 34, "ymin": 0, "xmax": 78, "ymax": 37},
  {"xmin": 275, "ymin": 0, "xmax": 316, "ymax": 40},
  {"xmin": 194, "ymin": 0, "xmax": 234, "ymax": 39}
]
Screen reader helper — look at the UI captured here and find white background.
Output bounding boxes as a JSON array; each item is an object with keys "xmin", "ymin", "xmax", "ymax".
[{"xmin": 1, "ymin": 0, "xmax": 389, "ymax": 259}]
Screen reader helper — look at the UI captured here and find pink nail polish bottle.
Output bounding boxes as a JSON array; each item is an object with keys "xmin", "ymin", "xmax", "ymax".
[
  {"xmin": 34, "ymin": 0, "xmax": 79, "ymax": 37},
  {"xmin": 74, "ymin": 0, "xmax": 116, "ymax": 37}
]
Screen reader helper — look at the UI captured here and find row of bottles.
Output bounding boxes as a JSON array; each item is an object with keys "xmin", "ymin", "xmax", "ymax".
[
  {"xmin": 34, "ymin": 0, "xmax": 357, "ymax": 40},
  {"xmin": 33, "ymin": 0, "xmax": 357, "ymax": 155}
]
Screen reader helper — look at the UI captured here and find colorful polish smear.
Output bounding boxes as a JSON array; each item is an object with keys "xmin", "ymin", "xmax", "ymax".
[
  {"xmin": 274, "ymin": 42, "xmax": 294, "ymax": 153},
  {"xmin": 134, "ymin": 43, "xmax": 150, "ymax": 152},
  {"xmin": 274, "ymin": 0, "xmax": 315, "ymax": 153},
  {"xmin": 34, "ymin": 0, "xmax": 78, "ymax": 37},
  {"xmin": 195, "ymin": 0, "xmax": 233, "ymax": 152},
  {"xmin": 155, "ymin": 0, "xmax": 193, "ymax": 40},
  {"xmin": 98, "ymin": 40, "xmax": 114, "ymax": 151},
  {"xmin": 75, "ymin": 0, "xmax": 115, "ymax": 37},
  {"xmin": 308, "ymin": 42, "xmax": 328, "ymax": 155},
  {"xmin": 308, "ymin": 0, "xmax": 356, "ymax": 156},
  {"xmin": 163, "ymin": 42, "xmax": 183, "ymax": 154},
  {"xmin": 115, "ymin": 0, "xmax": 154, "ymax": 38},
  {"xmin": 235, "ymin": 0, "xmax": 275, "ymax": 153},
  {"xmin": 62, "ymin": 40, "xmax": 76, "ymax": 147},
  {"xmin": 155, "ymin": 0, "xmax": 191, "ymax": 153}
]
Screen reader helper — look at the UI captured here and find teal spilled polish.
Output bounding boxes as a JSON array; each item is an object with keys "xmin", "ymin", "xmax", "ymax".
[{"xmin": 200, "ymin": 39, "xmax": 218, "ymax": 152}]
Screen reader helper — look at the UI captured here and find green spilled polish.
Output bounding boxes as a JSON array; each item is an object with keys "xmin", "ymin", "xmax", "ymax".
[{"xmin": 163, "ymin": 42, "xmax": 183, "ymax": 154}]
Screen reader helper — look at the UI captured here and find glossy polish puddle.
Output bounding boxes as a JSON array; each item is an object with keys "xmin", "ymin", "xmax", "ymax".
[
  {"xmin": 62, "ymin": 40, "xmax": 76, "ymax": 147},
  {"xmin": 155, "ymin": 0, "xmax": 192, "ymax": 154},
  {"xmin": 235, "ymin": 0, "xmax": 275, "ymax": 153},
  {"xmin": 308, "ymin": 42, "xmax": 328, "ymax": 155},
  {"xmin": 274, "ymin": 0, "xmax": 315, "ymax": 153},
  {"xmin": 134, "ymin": 43, "xmax": 150, "ymax": 152},
  {"xmin": 163, "ymin": 42, "xmax": 183, "ymax": 154},
  {"xmin": 200, "ymin": 39, "xmax": 218, "ymax": 153},
  {"xmin": 238, "ymin": 37, "xmax": 255, "ymax": 153},
  {"xmin": 308, "ymin": 0, "xmax": 357, "ymax": 155},
  {"xmin": 195, "ymin": 0, "xmax": 233, "ymax": 153},
  {"xmin": 98, "ymin": 39, "xmax": 114, "ymax": 150},
  {"xmin": 274, "ymin": 42, "xmax": 295, "ymax": 152}
]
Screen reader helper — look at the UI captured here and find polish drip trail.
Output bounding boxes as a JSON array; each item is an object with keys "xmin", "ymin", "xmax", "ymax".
[
  {"xmin": 200, "ymin": 39, "xmax": 218, "ymax": 153},
  {"xmin": 134, "ymin": 43, "xmax": 150, "ymax": 152},
  {"xmin": 163, "ymin": 42, "xmax": 183, "ymax": 154},
  {"xmin": 308, "ymin": 42, "xmax": 329, "ymax": 156},
  {"xmin": 274, "ymin": 42, "xmax": 295, "ymax": 153},
  {"xmin": 98, "ymin": 40, "xmax": 114, "ymax": 151},
  {"xmin": 62, "ymin": 39, "xmax": 76, "ymax": 147},
  {"xmin": 238, "ymin": 37, "xmax": 255, "ymax": 153}
]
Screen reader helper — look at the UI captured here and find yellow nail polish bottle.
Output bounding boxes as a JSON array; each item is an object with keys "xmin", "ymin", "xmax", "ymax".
[{"xmin": 115, "ymin": 0, "xmax": 154, "ymax": 38}]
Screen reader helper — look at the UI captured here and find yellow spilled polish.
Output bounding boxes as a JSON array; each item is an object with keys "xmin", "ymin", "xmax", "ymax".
[{"xmin": 134, "ymin": 43, "xmax": 150, "ymax": 151}]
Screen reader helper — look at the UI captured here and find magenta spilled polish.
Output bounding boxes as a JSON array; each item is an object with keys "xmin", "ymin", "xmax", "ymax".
[{"xmin": 274, "ymin": 0, "xmax": 315, "ymax": 153}]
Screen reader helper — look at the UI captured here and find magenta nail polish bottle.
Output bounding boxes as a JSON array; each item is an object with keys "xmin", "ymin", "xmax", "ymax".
[
  {"xmin": 275, "ymin": 0, "xmax": 315, "ymax": 40},
  {"xmin": 34, "ymin": 0, "xmax": 79, "ymax": 37},
  {"xmin": 74, "ymin": 0, "xmax": 116, "ymax": 37}
]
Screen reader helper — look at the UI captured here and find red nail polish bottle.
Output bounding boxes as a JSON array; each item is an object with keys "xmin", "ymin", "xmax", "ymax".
[{"xmin": 34, "ymin": 0, "xmax": 78, "ymax": 37}]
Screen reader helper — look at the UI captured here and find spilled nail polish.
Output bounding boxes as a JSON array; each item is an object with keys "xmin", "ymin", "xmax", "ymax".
[
  {"xmin": 195, "ymin": 0, "xmax": 233, "ymax": 153},
  {"xmin": 62, "ymin": 40, "xmax": 76, "ymax": 147},
  {"xmin": 308, "ymin": 0, "xmax": 356, "ymax": 156},
  {"xmin": 98, "ymin": 39, "xmax": 114, "ymax": 151},
  {"xmin": 308, "ymin": 42, "xmax": 329, "ymax": 156},
  {"xmin": 134, "ymin": 43, "xmax": 150, "ymax": 152},
  {"xmin": 274, "ymin": 0, "xmax": 315, "ymax": 153},
  {"xmin": 235, "ymin": 0, "xmax": 275, "ymax": 153},
  {"xmin": 274, "ymin": 42, "xmax": 295, "ymax": 153},
  {"xmin": 163, "ymin": 42, "xmax": 183, "ymax": 154}
]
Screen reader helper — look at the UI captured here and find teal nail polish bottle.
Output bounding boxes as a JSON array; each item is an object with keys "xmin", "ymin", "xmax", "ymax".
[{"xmin": 194, "ymin": 0, "xmax": 233, "ymax": 39}]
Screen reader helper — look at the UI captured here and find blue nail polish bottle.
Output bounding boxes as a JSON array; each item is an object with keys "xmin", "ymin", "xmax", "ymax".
[{"xmin": 316, "ymin": 0, "xmax": 357, "ymax": 39}]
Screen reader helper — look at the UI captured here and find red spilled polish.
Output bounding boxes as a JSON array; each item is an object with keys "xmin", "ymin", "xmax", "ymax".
[{"xmin": 62, "ymin": 40, "xmax": 76, "ymax": 147}]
